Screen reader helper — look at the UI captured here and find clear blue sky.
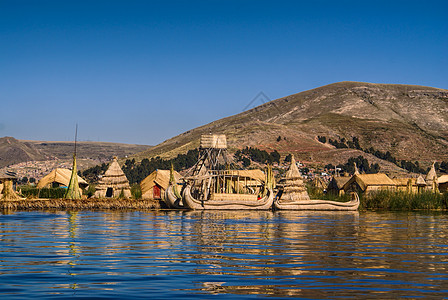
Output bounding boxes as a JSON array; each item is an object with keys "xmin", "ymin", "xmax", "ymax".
[{"xmin": 1, "ymin": 0, "xmax": 447, "ymax": 145}]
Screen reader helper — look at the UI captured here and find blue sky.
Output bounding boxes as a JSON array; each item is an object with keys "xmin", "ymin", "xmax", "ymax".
[{"xmin": 1, "ymin": 0, "xmax": 447, "ymax": 145}]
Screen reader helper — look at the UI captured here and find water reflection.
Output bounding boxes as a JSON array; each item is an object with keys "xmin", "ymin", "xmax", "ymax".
[{"xmin": 0, "ymin": 210, "xmax": 447, "ymax": 298}]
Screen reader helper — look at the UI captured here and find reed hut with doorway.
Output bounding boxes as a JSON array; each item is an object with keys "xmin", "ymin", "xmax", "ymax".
[
  {"xmin": 140, "ymin": 169, "xmax": 182, "ymax": 200},
  {"xmin": 0, "ymin": 171, "xmax": 21, "ymax": 200},
  {"xmin": 38, "ymin": 168, "xmax": 88, "ymax": 190},
  {"xmin": 94, "ymin": 157, "xmax": 131, "ymax": 198},
  {"xmin": 342, "ymin": 173, "xmax": 396, "ymax": 195}
]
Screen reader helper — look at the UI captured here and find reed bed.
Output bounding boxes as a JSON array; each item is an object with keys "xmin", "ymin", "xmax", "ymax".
[
  {"xmin": 0, "ymin": 198, "xmax": 160, "ymax": 210},
  {"xmin": 361, "ymin": 191, "xmax": 448, "ymax": 211}
]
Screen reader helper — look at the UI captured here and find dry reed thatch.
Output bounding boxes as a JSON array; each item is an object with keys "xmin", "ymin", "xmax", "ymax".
[
  {"xmin": 140, "ymin": 169, "xmax": 182, "ymax": 199},
  {"xmin": 0, "ymin": 198, "xmax": 161, "ymax": 210},
  {"xmin": 279, "ymin": 155, "xmax": 310, "ymax": 202},
  {"xmin": 1, "ymin": 179, "xmax": 22, "ymax": 201},
  {"xmin": 439, "ymin": 175, "xmax": 448, "ymax": 184},
  {"xmin": 37, "ymin": 168, "xmax": 88, "ymax": 189},
  {"xmin": 94, "ymin": 157, "xmax": 132, "ymax": 198}
]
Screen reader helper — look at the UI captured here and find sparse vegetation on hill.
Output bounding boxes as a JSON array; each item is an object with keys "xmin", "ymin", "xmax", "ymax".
[
  {"xmin": 234, "ymin": 147, "xmax": 280, "ymax": 166},
  {"xmin": 129, "ymin": 82, "xmax": 448, "ymax": 171},
  {"xmin": 318, "ymin": 135, "xmax": 428, "ymax": 174},
  {"xmin": 325, "ymin": 155, "xmax": 380, "ymax": 174}
]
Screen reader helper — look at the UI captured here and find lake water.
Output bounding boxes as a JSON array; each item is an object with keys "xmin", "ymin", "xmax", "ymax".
[{"xmin": 1, "ymin": 210, "xmax": 447, "ymax": 299}]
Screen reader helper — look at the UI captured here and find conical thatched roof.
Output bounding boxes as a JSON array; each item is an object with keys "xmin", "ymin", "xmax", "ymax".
[
  {"xmin": 94, "ymin": 157, "xmax": 131, "ymax": 198},
  {"xmin": 425, "ymin": 162, "xmax": 437, "ymax": 182},
  {"xmin": 279, "ymin": 155, "xmax": 310, "ymax": 202},
  {"xmin": 416, "ymin": 175, "xmax": 426, "ymax": 186},
  {"xmin": 354, "ymin": 162, "xmax": 360, "ymax": 175}
]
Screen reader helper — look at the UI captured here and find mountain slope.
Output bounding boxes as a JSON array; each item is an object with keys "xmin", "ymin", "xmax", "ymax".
[
  {"xmin": 0, "ymin": 137, "xmax": 48, "ymax": 168},
  {"xmin": 0, "ymin": 137, "xmax": 151, "ymax": 169},
  {"xmin": 133, "ymin": 82, "xmax": 448, "ymax": 166}
]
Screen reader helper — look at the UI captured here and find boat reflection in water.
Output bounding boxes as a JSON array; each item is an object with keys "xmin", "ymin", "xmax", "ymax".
[{"xmin": 1, "ymin": 210, "xmax": 447, "ymax": 298}]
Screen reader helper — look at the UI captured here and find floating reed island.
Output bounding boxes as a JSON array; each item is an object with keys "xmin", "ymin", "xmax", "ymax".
[{"xmin": 0, "ymin": 198, "xmax": 160, "ymax": 210}]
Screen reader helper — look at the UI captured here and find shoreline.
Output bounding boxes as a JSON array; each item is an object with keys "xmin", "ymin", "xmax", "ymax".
[{"xmin": 0, "ymin": 198, "xmax": 160, "ymax": 210}]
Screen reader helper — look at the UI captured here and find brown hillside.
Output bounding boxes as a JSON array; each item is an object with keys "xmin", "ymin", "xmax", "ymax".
[
  {"xmin": 0, "ymin": 137, "xmax": 151, "ymax": 169},
  {"xmin": 0, "ymin": 137, "xmax": 48, "ymax": 168},
  {"xmin": 133, "ymin": 82, "xmax": 448, "ymax": 167}
]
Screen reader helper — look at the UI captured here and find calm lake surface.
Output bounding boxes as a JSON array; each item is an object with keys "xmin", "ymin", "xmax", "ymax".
[{"xmin": 1, "ymin": 210, "xmax": 447, "ymax": 299}]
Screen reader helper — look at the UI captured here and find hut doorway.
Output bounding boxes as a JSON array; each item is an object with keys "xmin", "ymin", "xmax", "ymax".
[
  {"xmin": 153, "ymin": 185, "xmax": 161, "ymax": 199},
  {"xmin": 106, "ymin": 187, "xmax": 113, "ymax": 197}
]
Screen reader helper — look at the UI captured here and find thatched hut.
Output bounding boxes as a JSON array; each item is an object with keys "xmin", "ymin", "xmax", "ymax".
[
  {"xmin": 393, "ymin": 176, "xmax": 427, "ymax": 194},
  {"xmin": 343, "ymin": 173, "xmax": 396, "ymax": 195},
  {"xmin": 277, "ymin": 155, "xmax": 310, "ymax": 202},
  {"xmin": 438, "ymin": 175, "xmax": 448, "ymax": 192},
  {"xmin": 326, "ymin": 176, "xmax": 351, "ymax": 196},
  {"xmin": 141, "ymin": 169, "xmax": 182, "ymax": 200},
  {"xmin": 37, "ymin": 168, "xmax": 88, "ymax": 190},
  {"xmin": 94, "ymin": 157, "xmax": 131, "ymax": 198},
  {"xmin": 0, "ymin": 171, "xmax": 21, "ymax": 200}
]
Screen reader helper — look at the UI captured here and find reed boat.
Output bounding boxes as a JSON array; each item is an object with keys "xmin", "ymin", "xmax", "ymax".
[
  {"xmin": 274, "ymin": 154, "xmax": 359, "ymax": 211},
  {"xmin": 181, "ymin": 179, "xmax": 274, "ymax": 210},
  {"xmin": 164, "ymin": 183, "xmax": 185, "ymax": 209},
  {"xmin": 274, "ymin": 192, "xmax": 360, "ymax": 211},
  {"xmin": 169, "ymin": 134, "xmax": 275, "ymax": 210}
]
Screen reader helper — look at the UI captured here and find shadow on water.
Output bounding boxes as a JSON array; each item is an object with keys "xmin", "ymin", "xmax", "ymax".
[{"xmin": 0, "ymin": 209, "xmax": 447, "ymax": 298}]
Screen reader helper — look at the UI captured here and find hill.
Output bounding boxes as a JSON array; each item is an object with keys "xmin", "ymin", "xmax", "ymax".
[
  {"xmin": 132, "ymin": 82, "xmax": 448, "ymax": 171},
  {"xmin": 0, "ymin": 137, "xmax": 150, "ymax": 170},
  {"xmin": 0, "ymin": 137, "xmax": 49, "ymax": 168},
  {"xmin": 23, "ymin": 140, "xmax": 150, "ymax": 162}
]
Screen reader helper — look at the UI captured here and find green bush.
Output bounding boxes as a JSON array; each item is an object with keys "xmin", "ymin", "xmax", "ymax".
[
  {"xmin": 85, "ymin": 184, "xmax": 96, "ymax": 198},
  {"xmin": 20, "ymin": 186, "xmax": 67, "ymax": 199},
  {"xmin": 131, "ymin": 184, "xmax": 142, "ymax": 199}
]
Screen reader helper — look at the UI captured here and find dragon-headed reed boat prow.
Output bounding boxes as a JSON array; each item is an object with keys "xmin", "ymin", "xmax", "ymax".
[
  {"xmin": 164, "ymin": 164, "xmax": 186, "ymax": 209},
  {"xmin": 274, "ymin": 155, "xmax": 359, "ymax": 211}
]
